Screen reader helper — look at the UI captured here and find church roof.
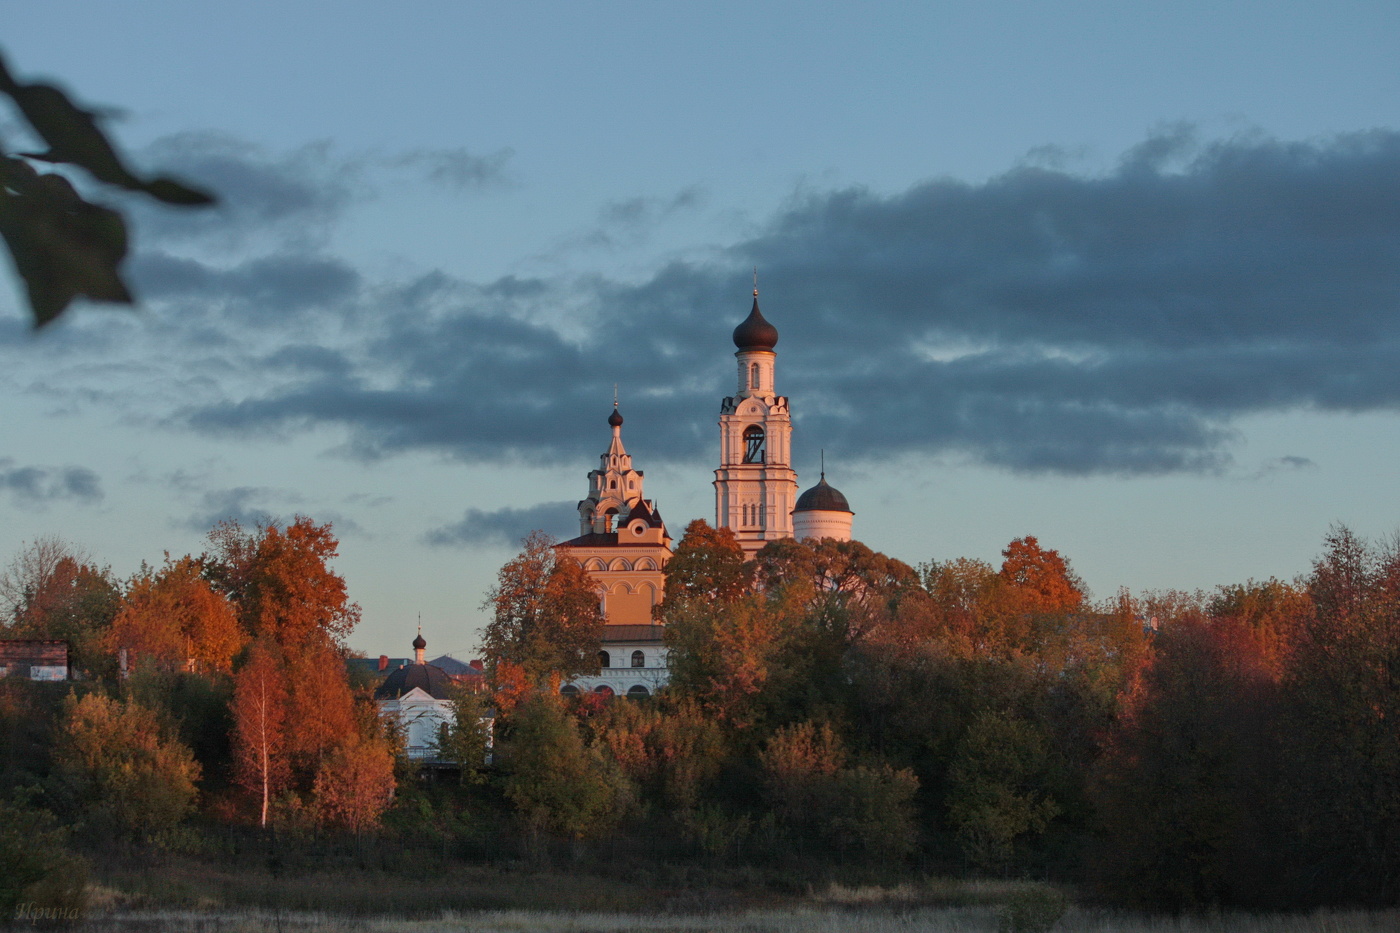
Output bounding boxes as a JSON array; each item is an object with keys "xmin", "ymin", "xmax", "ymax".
[
  {"xmin": 627, "ymin": 499, "xmax": 664, "ymax": 527},
  {"xmin": 601, "ymin": 624, "xmax": 666, "ymax": 644},
  {"xmin": 374, "ymin": 662, "xmax": 454, "ymax": 700},
  {"xmin": 733, "ymin": 295, "xmax": 779, "ymax": 351},
  {"xmin": 794, "ymin": 475, "xmax": 852, "ymax": 514},
  {"xmin": 559, "ymin": 531, "xmax": 667, "ymax": 548}
]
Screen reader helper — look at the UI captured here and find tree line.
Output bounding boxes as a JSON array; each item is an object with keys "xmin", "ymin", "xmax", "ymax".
[{"xmin": 2, "ymin": 517, "xmax": 1398, "ymax": 916}]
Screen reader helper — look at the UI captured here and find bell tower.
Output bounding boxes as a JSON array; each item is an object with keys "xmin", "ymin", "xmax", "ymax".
[{"xmin": 714, "ymin": 286, "xmax": 798, "ymax": 556}]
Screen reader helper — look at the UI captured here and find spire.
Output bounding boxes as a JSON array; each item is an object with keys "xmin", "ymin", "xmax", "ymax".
[
  {"xmin": 732, "ymin": 279, "xmax": 779, "ymax": 351},
  {"xmin": 412, "ymin": 618, "xmax": 426, "ymax": 664}
]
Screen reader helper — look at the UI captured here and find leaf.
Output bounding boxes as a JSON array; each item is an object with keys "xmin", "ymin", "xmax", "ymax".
[{"xmin": 0, "ymin": 157, "xmax": 133, "ymax": 327}]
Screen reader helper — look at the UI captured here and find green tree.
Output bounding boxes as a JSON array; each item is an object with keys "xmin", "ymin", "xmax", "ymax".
[
  {"xmin": 0, "ymin": 797, "xmax": 87, "ymax": 921},
  {"xmin": 757, "ymin": 720, "xmax": 919, "ymax": 862},
  {"xmin": 436, "ymin": 682, "xmax": 492, "ymax": 785},
  {"xmin": 946, "ymin": 710, "xmax": 1060, "ymax": 872},
  {"xmin": 53, "ymin": 691, "xmax": 201, "ymax": 839},
  {"xmin": 481, "ymin": 531, "xmax": 605, "ymax": 684},
  {"xmin": 502, "ymin": 692, "xmax": 625, "ymax": 854}
]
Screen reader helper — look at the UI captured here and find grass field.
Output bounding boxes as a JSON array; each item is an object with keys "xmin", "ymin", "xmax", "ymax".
[
  {"xmin": 18, "ymin": 868, "xmax": 1391, "ymax": 933},
  {"xmin": 44, "ymin": 905, "xmax": 1400, "ymax": 932}
]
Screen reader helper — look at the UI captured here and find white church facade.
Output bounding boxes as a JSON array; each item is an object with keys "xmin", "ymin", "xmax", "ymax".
[{"xmin": 557, "ymin": 287, "xmax": 855, "ymax": 696}]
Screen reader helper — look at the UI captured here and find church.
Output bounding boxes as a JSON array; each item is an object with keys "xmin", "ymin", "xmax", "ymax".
[{"xmin": 558, "ymin": 287, "xmax": 855, "ymax": 697}]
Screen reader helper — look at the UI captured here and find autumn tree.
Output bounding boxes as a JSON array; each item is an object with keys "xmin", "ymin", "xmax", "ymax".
[
  {"xmin": 0, "ymin": 538, "xmax": 119, "ymax": 676},
  {"xmin": 108, "ymin": 555, "xmax": 245, "ymax": 674},
  {"xmin": 481, "ymin": 531, "xmax": 605, "ymax": 684},
  {"xmin": 1276, "ymin": 525, "xmax": 1400, "ymax": 905},
  {"xmin": 1091, "ymin": 611, "xmax": 1282, "ymax": 908},
  {"xmin": 656, "ymin": 519, "xmax": 751, "ymax": 616},
  {"xmin": 282, "ymin": 636, "xmax": 358, "ymax": 780},
  {"xmin": 205, "ymin": 517, "xmax": 360, "ymax": 649},
  {"xmin": 312, "ymin": 736, "xmax": 396, "ymax": 836},
  {"xmin": 998, "ymin": 536, "xmax": 1085, "ymax": 614},
  {"xmin": 53, "ymin": 692, "xmax": 201, "ymax": 839},
  {"xmin": 757, "ymin": 720, "xmax": 919, "ymax": 862},
  {"xmin": 231, "ymin": 639, "xmax": 289, "ymax": 828}
]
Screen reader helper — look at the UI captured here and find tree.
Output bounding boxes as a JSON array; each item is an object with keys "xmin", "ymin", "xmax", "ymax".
[
  {"xmin": 0, "ymin": 50, "xmax": 212, "ymax": 328},
  {"xmin": 1275, "ymin": 525, "xmax": 1400, "ymax": 905},
  {"xmin": 481, "ymin": 531, "xmax": 605, "ymax": 684},
  {"xmin": 436, "ymin": 682, "xmax": 492, "ymax": 785},
  {"xmin": 656, "ymin": 519, "xmax": 751, "ymax": 616},
  {"xmin": 53, "ymin": 692, "xmax": 201, "ymax": 839},
  {"xmin": 231, "ymin": 639, "xmax": 289, "ymax": 828},
  {"xmin": 757, "ymin": 720, "xmax": 919, "ymax": 862},
  {"xmin": 502, "ymin": 692, "xmax": 625, "ymax": 853},
  {"xmin": 281, "ymin": 636, "xmax": 357, "ymax": 778},
  {"xmin": 205, "ymin": 517, "xmax": 361, "ymax": 649},
  {"xmin": 1091, "ymin": 611, "xmax": 1281, "ymax": 908},
  {"xmin": 998, "ymin": 536, "xmax": 1085, "ymax": 614},
  {"xmin": 946, "ymin": 710, "xmax": 1060, "ymax": 872},
  {"xmin": 312, "ymin": 737, "xmax": 396, "ymax": 835},
  {"xmin": 108, "ymin": 555, "xmax": 245, "ymax": 674},
  {"xmin": 0, "ymin": 538, "xmax": 119, "ymax": 677},
  {"xmin": 663, "ymin": 593, "xmax": 794, "ymax": 725}
]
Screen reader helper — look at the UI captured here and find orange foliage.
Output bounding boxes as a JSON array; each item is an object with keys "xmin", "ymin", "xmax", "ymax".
[
  {"xmin": 998, "ymin": 536, "xmax": 1085, "ymax": 614},
  {"xmin": 109, "ymin": 556, "xmax": 244, "ymax": 673},
  {"xmin": 207, "ymin": 517, "xmax": 360, "ymax": 650},
  {"xmin": 231, "ymin": 638, "xmax": 289, "ymax": 828}
]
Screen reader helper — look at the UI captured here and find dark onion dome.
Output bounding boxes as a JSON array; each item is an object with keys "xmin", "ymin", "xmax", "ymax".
[
  {"xmin": 732, "ymin": 294, "xmax": 779, "ymax": 351},
  {"xmin": 373, "ymin": 661, "xmax": 454, "ymax": 700},
  {"xmin": 608, "ymin": 406, "xmax": 624, "ymax": 427},
  {"xmin": 794, "ymin": 475, "xmax": 852, "ymax": 513},
  {"xmin": 412, "ymin": 631, "xmax": 427, "ymax": 650}
]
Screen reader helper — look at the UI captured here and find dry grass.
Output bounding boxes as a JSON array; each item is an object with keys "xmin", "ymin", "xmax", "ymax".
[
  {"xmin": 46, "ymin": 865, "xmax": 1398, "ymax": 932},
  {"xmin": 44, "ymin": 903, "xmax": 1400, "ymax": 933}
]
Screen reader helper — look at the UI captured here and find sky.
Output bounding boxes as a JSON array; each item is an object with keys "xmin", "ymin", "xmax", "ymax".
[{"xmin": 2, "ymin": 1, "xmax": 1399, "ymax": 658}]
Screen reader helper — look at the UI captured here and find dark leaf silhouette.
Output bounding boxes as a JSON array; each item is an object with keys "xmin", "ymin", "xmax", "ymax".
[{"xmin": 0, "ymin": 49, "xmax": 213, "ymax": 327}]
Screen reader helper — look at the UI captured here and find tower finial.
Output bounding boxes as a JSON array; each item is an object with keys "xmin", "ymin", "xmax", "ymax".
[
  {"xmin": 613, "ymin": 383, "xmax": 618, "ymax": 409},
  {"xmin": 753, "ymin": 267, "xmax": 758, "ymax": 297},
  {"xmin": 821, "ymin": 448, "xmax": 825, "ymax": 481}
]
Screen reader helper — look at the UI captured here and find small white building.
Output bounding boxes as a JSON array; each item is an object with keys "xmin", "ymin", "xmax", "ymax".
[{"xmin": 374, "ymin": 632, "xmax": 455, "ymax": 759}]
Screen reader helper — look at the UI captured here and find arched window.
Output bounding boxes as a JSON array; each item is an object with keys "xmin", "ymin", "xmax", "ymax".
[
  {"xmin": 631, "ymin": 650, "xmax": 645, "ymax": 668},
  {"xmin": 598, "ymin": 650, "xmax": 611, "ymax": 668},
  {"xmin": 560, "ymin": 684, "xmax": 580, "ymax": 697},
  {"xmin": 627, "ymin": 685, "xmax": 651, "ymax": 699},
  {"xmin": 743, "ymin": 425, "xmax": 765, "ymax": 463},
  {"xmin": 594, "ymin": 685, "xmax": 615, "ymax": 698},
  {"xmin": 751, "ymin": 362, "xmax": 760, "ymax": 390}
]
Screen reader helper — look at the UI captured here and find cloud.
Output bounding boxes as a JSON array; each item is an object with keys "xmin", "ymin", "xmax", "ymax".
[
  {"xmin": 424, "ymin": 501, "xmax": 579, "ymax": 548},
  {"xmin": 129, "ymin": 252, "xmax": 362, "ymax": 319},
  {"xmin": 130, "ymin": 134, "xmax": 355, "ymax": 250},
  {"xmin": 1251, "ymin": 455, "xmax": 1318, "ymax": 480},
  {"xmin": 0, "ymin": 459, "xmax": 102, "ymax": 507},
  {"xmin": 61, "ymin": 128, "xmax": 1400, "ymax": 477},
  {"xmin": 392, "ymin": 147, "xmax": 514, "ymax": 189},
  {"xmin": 179, "ymin": 486, "xmax": 283, "ymax": 533},
  {"xmin": 600, "ymin": 185, "xmax": 706, "ymax": 226}
]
